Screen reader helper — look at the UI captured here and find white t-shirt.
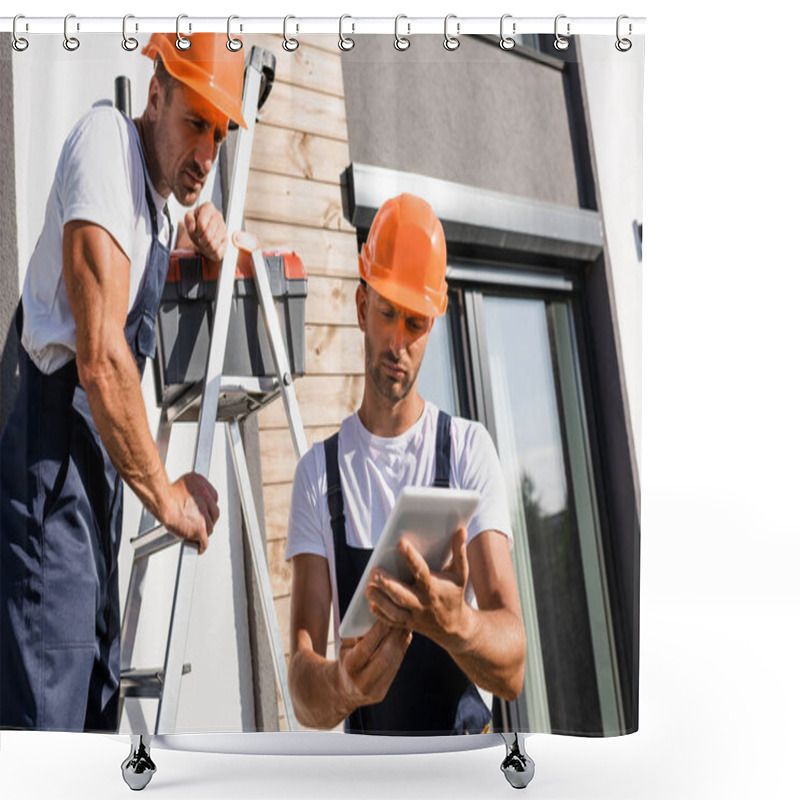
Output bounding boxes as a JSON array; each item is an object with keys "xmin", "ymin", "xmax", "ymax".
[
  {"xmin": 285, "ymin": 401, "xmax": 513, "ymax": 637},
  {"xmin": 21, "ymin": 106, "xmax": 173, "ymax": 374}
]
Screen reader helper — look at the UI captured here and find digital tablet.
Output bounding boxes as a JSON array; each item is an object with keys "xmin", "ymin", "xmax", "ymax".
[{"xmin": 338, "ymin": 486, "xmax": 480, "ymax": 639}]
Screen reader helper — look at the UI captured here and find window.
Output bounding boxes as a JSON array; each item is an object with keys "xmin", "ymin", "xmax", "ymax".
[{"xmin": 418, "ymin": 268, "xmax": 625, "ymax": 735}]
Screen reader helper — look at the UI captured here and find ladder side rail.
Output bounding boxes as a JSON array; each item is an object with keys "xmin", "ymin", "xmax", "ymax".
[
  {"xmin": 120, "ymin": 405, "xmax": 173, "ymax": 673},
  {"xmin": 250, "ymin": 249, "xmax": 309, "ymax": 459},
  {"xmin": 153, "ymin": 544, "xmax": 197, "ymax": 734},
  {"xmin": 226, "ymin": 421, "xmax": 299, "ymax": 731},
  {"xmin": 155, "ymin": 57, "xmax": 265, "ymax": 735}
]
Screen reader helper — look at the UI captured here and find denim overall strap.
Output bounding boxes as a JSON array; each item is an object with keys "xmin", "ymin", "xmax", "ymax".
[
  {"xmin": 325, "ymin": 410, "xmax": 491, "ymax": 735},
  {"xmin": 433, "ymin": 411, "xmax": 451, "ymax": 487},
  {"xmin": 324, "ymin": 432, "xmax": 363, "ymax": 623},
  {"xmin": 123, "ymin": 125, "xmax": 173, "ymax": 373}
]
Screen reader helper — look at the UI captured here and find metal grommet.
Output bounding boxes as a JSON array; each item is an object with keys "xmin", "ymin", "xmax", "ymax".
[
  {"xmin": 615, "ymin": 14, "xmax": 632, "ymax": 52},
  {"xmin": 227, "ymin": 15, "xmax": 243, "ymax": 52},
  {"xmin": 499, "ymin": 14, "xmax": 515, "ymax": 50},
  {"xmin": 338, "ymin": 14, "xmax": 355, "ymax": 51},
  {"xmin": 443, "ymin": 14, "xmax": 460, "ymax": 51},
  {"xmin": 554, "ymin": 14, "xmax": 570, "ymax": 51},
  {"xmin": 122, "ymin": 14, "xmax": 138, "ymax": 52},
  {"xmin": 394, "ymin": 15, "xmax": 410, "ymax": 51},
  {"xmin": 175, "ymin": 14, "xmax": 191, "ymax": 50},
  {"xmin": 12, "ymin": 14, "xmax": 29, "ymax": 52},
  {"xmin": 63, "ymin": 13, "xmax": 80, "ymax": 51},
  {"xmin": 283, "ymin": 15, "xmax": 299, "ymax": 52}
]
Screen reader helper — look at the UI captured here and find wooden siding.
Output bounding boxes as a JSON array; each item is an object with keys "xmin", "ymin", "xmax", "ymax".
[
  {"xmin": 243, "ymin": 34, "xmax": 358, "ymax": 732},
  {"xmin": 246, "ymin": 220, "xmax": 358, "ymax": 279},
  {"xmin": 245, "ymin": 173, "xmax": 354, "ymax": 231},
  {"xmin": 251, "ymin": 125, "xmax": 351, "ymax": 184}
]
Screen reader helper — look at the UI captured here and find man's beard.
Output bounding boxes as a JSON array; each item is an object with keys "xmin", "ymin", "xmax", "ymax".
[{"xmin": 365, "ymin": 337, "xmax": 417, "ymax": 403}]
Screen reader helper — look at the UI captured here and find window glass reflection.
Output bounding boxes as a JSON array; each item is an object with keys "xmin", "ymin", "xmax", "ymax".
[
  {"xmin": 482, "ymin": 294, "xmax": 604, "ymax": 734},
  {"xmin": 417, "ymin": 314, "xmax": 459, "ymax": 416}
]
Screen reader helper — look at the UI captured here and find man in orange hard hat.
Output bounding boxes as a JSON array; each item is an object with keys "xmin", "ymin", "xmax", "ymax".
[
  {"xmin": 0, "ymin": 33, "xmax": 244, "ymax": 731},
  {"xmin": 286, "ymin": 194, "xmax": 526, "ymax": 734}
]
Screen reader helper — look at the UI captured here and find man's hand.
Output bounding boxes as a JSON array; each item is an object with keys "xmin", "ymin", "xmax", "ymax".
[
  {"xmin": 183, "ymin": 202, "xmax": 227, "ymax": 261},
  {"xmin": 366, "ymin": 528, "xmax": 474, "ymax": 653},
  {"xmin": 337, "ymin": 621, "xmax": 412, "ymax": 709},
  {"xmin": 161, "ymin": 472, "xmax": 220, "ymax": 554},
  {"xmin": 288, "ymin": 555, "xmax": 412, "ymax": 729}
]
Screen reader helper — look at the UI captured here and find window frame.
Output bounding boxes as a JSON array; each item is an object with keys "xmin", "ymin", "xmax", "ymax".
[
  {"xmin": 441, "ymin": 267, "xmax": 625, "ymax": 734},
  {"xmin": 345, "ymin": 156, "xmax": 641, "ymax": 734}
]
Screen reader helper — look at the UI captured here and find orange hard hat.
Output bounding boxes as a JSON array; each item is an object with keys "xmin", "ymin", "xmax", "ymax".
[
  {"xmin": 358, "ymin": 194, "xmax": 448, "ymax": 318},
  {"xmin": 142, "ymin": 32, "xmax": 247, "ymax": 129}
]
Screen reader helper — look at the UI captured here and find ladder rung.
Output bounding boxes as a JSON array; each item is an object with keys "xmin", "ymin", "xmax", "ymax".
[
  {"xmin": 131, "ymin": 524, "xmax": 179, "ymax": 560},
  {"xmin": 120, "ymin": 664, "xmax": 192, "ymax": 699}
]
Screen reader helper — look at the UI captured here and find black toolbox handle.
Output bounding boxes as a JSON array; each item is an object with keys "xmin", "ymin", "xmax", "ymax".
[{"xmin": 228, "ymin": 46, "xmax": 276, "ymax": 131}]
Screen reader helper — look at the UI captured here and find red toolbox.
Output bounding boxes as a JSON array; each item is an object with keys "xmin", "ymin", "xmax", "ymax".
[{"xmin": 154, "ymin": 248, "xmax": 307, "ymax": 412}]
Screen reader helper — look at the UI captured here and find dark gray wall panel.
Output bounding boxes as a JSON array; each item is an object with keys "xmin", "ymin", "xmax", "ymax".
[{"xmin": 341, "ymin": 35, "xmax": 581, "ymax": 208}]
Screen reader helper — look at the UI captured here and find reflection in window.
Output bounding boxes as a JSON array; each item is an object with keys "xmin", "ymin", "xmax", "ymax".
[
  {"xmin": 418, "ymin": 286, "xmax": 623, "ymax": 735},
  {"xmin": 482, "ymin": 294, "xmax": 621, "ymax": 735},
  {"xmin": 417, "ymin": 313, "xmax": 460, "ymax": 417},
  {"xmin": 419, "ymin": 289, "xmax": 623, "ymax": 734}
]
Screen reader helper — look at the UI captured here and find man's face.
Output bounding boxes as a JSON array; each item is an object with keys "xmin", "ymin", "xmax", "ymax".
[
  {"xmin": 357, "ymin": 284, "xmax": 433, "ymax": 404},
  {"xmin": 150, "ymin": 79, "xmax": 228, "ymax": 205}
]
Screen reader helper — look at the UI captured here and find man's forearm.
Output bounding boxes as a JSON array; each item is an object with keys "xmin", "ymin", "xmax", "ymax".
[
  {"xmin": 288, "ymin": 646, "xmax": 351, "ymax": 730},
  {"xmin": 78, "ymin": 339, "xmax": 172, "ymax": 522},
  {"xmin": 447, "ymin": 606, "xmax": 526, "ymax": 702}
]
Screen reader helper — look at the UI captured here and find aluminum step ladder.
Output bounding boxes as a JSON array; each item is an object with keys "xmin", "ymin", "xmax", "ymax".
[{"xmin": 118, "ymin": 45, "xmax": 304, "ymax": 735}]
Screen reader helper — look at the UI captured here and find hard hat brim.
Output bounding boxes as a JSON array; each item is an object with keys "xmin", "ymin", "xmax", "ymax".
[
  {"xmin": 142, "ymin": 39, "xmax": 248, "ymax": 130},
  {"xmin": 363, "ymin": 273, "xmax": 448, "ymax": 319}
]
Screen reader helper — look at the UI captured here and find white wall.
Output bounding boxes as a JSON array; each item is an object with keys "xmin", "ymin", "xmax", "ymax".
[
  {"xmin": 579, "ymin": 36, "xmax": 644, "ymax": 474},
  {"xmin": 12, "ymin": 34, "xmax": 255, "ymax": 733}
]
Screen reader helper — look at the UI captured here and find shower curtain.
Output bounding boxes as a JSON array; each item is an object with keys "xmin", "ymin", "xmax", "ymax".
[{"xmin": 0, "ymin": 22, "xmax": 643, "ymax": 741}]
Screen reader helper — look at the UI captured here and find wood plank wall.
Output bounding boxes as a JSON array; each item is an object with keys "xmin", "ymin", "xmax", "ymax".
[{"xmin": 242, "ymin": 34, "xmax": 362, "ymax": 731}]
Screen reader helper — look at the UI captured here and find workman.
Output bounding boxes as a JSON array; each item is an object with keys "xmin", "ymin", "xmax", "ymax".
[
  {"xmin": 286, "ymin": 194, "xmax": 526, "ymax": 735},
  {"xmin": 0, "ymin": 33, "xmax": 245, "ymax": 731}
]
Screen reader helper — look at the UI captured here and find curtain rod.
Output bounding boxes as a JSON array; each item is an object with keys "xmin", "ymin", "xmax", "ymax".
[{"xmin": 1, "ymin": 15, "xmax": 646, "ymax": 37}]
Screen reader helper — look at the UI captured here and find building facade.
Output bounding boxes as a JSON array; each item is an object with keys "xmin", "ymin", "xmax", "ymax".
[{"xmin": 0, "ymin": 30, "xmax": 642, "ymax": 736}]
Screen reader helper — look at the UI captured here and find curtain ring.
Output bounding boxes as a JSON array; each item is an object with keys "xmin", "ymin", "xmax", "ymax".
[
  {"xmin": 615, "ymin": 15, "xmax": 632, "ymax": 52},
  {"xmin": 227, "ymin": 15, "xmax": 243, "ymax": 52},
  {"xmin": 554, "ymin": 14, "xmax": 570, "ymax": 51},
  {"xmin": 63, "ymin": 14, "xmax": 80, "ymax": 51},
  {"xmin": 175, "ymin": 14, "xmax": 191, "ymax": 50},
  {"xmin": 122, "ymin": 14, "xmax": 138, "ymax": 52},
  {"xmin": 394, "ymin": 15, "xmax": 410, "ymax": 51},
  {"xmin": 12, "ymin": 14, "xmax": 29, "ymax": 52},
  {"xmin": 283, "ymin": 15, "xmax": 299, "ymax": 52},
  {"xmin": 338, "ymin": 14, "xmax": 355, "ymax": 51},
  {"xmin": 499, "ymin": 14, "xmax": 515, "ymax": 50},
  {"xmin": 443, "ymin": 14, "xmax": 460, "ymax": 51}
]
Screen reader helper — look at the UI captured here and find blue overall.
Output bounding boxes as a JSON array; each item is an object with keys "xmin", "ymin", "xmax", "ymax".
[
  {"xmin": 0, "ymin": 131, "xmax": 172, "ymax": 731},
  {"xmin": 324, "ymin": 410, "xmax": 492, "ymax": 735}
]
